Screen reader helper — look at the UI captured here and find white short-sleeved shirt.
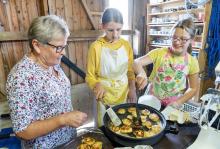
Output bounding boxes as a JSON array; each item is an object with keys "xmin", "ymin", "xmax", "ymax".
[{"xmin": 6, "ymin": 55, "xmax": 76, "ymax": 148}]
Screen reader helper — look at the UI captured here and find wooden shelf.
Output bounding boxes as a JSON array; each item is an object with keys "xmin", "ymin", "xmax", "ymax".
[
  {"xmin": 149, "ymin": 0, "xmax": 182, "ymax": 6},
  {"xmin": 147, "ymin": 22, "xmax": 204, "ymax": 27},
  {"xmin": 148, "ymin": 22, "xmax": 175, "ymax": 26},
  {"xmin": 150, "ymin": 43, "xmax": 202, "ymax": 49},
  {"xmin": 194, "ymin": 22, "xmax": 204, "ymax": 26},
  {"xmin": 192, "ymin": 46, "xmax": 202, "ymax": 49},
  {"xmin": 148, "ymin": 8, "xmax": 204, "ymax": 16},
  {"xmin": 149, "ymin": 34, "xmax": 203, "ymax": 38},
  {"xmin": 192, "ymin": 48, "xmax": 201, "ymax": 51},
  {"xmin": 146, "ymin": 2, "xmax": 205, "ymax": 50},
  {"xmin": 150, "ymin": 44, "xmax": 169, "ymax": 47},
  {"xmin": 149, "ymin": 34, "xmax": 170, "ymax": 36}
]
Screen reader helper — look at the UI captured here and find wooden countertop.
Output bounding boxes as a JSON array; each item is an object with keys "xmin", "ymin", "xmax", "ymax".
[{"xmin": 153, "ymin": 123, "xmax": 200, "ymax": 149}]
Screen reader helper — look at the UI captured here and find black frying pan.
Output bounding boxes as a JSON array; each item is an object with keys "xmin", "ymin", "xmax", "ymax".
[
  {"xmin": 56, "ymin": 128, "xmax": 113, "ymax": 149},
  {"xmin": 103, "ymin": 103, "xmax": 178, "ymax": 147}
]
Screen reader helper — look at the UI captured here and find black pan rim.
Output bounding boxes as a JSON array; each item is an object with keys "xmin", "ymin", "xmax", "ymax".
[{"xmin": 103, "ymin": 103, "xmax": 167, "ymax": 141}]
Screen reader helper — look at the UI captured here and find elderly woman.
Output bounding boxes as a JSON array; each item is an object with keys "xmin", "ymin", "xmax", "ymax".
[{"xmin": 6, "ymin": 15, "xmax": 87, "ymax": 148}]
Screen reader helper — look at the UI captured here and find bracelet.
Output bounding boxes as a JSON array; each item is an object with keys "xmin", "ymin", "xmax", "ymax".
[{"xmin": 137, "ymin": 72, "xmax": 147, "ymax": 79}]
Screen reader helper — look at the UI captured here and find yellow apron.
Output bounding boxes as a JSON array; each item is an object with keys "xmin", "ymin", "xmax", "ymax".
[{"xmin": 98, "ymin": 45, "xmax": 129, "ymax": 126}]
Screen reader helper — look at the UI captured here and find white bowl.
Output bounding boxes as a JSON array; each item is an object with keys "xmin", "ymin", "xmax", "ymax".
[{"xmin": 138, "ymin": 95, "xmax": 161, "ymax": 111}]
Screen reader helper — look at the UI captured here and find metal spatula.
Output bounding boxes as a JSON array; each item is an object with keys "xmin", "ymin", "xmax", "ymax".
[{"xmin": 100, "ymin": 101, "xmax": 122, "ymax": 126}]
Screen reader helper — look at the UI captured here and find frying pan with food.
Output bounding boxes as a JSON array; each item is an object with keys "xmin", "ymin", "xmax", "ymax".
[
  {"xmin": 103, "ymin": 103, "xmax": 178, "ymax": 147},
  {"xmin": 56, "ymin": 127, "xmax": 113, "ymax": 149}
]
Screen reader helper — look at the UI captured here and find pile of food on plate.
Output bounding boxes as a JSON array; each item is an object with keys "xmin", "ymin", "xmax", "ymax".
[
  {"xmin": 109, "ymin": 107, "xmax": 162, "ymax": 138},
  {"xmin": 161, "ymin": 105, "xmax": 192, "ymax": 124},
  {"xmin": 77, "ymin": 136, "xmax": 103, "ymax": 149}
]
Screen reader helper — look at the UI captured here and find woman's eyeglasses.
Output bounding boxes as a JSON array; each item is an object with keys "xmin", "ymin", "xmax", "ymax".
[
  {"xmin": 170, "ymin": 36, "xmax": 191, "ymax": 44},
  {"xmin": 46, "ymin": 42, "xmax": 68, "ymax": 53}
]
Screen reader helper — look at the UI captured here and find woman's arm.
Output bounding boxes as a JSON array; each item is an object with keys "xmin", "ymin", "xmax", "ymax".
[
  {"xmin": 133, "ymin": 55, "xmax": 153, "ymax": 90},
  {"xmin": 126, "ymin": 41, "xmax": 137, "ymax": 102},
  {"xmin": 16, "ymin": 110, "xmax": 87, "ymax": 140},
  {"xmin": 85, "ymin": 44, "xmax": 99, "ymax": 89},
  {"xmin": 85, "ymin": 43, "xmax": 106, "ymax": 99},
  {"xmin": 133, "ymin": 55, "xmax": 153, "ymax": 75},
  {"xmin": 127, "ymin": 79, "xmax": 137, "ymax": 103}
]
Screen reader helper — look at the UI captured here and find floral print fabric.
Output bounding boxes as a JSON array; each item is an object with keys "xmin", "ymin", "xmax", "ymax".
[
  {"xmin": 6, "ymin": 55, "xmax": 76, "ymax": 148},
  {"xmin": 153, "ymin": 51, "xmax": 188, "ymax": 99},
  {"xmin": 149, "ymin": 50, "xmax": 189, "ymax": 106}
]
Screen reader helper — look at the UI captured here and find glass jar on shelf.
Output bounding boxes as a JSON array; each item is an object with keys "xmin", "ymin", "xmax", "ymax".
[{"xmin": 151, "ymin": 7, "xmax": 161, "ymax": 13}]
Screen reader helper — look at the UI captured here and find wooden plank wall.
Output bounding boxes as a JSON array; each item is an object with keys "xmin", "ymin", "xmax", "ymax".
[
  {"xmin": 0, "ymin": 0, "xmax": 40, "ymax": 101},
  {"xmin": 0, "ymin": 0, "xmax": 106, "ymax": 101}
]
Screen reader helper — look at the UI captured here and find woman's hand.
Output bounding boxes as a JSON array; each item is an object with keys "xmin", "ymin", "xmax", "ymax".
[
  {"xmin": 60, "ymin": 111, "xmax": 88, "ymax": 128},
  {"xmin": 127, "ymin": 89, "xmax": 137, "ymax": 103},
  {"xmin": 136, "ymin": 73, "xmax": 148, "ymax": 90},
  {"xmin": 93, "ymin": 82, "xmax": 106, "ymax": 100},
  {"xmin": 169, "ymin": 101, "xmax": 182, "ymax": 109}
]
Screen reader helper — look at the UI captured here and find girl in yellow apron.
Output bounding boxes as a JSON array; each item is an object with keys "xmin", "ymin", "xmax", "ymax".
[
  {"xmin": 133, "ymin": 18, "xmax": 199, "ymax": 107},
  {"xmin": 86, "ymin": 8, "xmax": 136, "ymax": 126}
]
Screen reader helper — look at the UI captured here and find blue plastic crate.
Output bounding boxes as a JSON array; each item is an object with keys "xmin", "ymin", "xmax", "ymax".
[{"xmin": 0, "ymin": 128, "xmax": 21, "ymax": 149}]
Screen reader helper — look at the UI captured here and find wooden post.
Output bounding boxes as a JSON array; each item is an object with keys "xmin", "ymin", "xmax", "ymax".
[{"xmin": 198, "ymin": 1, "xmax": 214, "ymax": 99}]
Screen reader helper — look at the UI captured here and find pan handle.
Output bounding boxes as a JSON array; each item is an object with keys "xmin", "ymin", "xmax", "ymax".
[
  {"xmin": 0, "ymin": 113, "xmax": 10, "ymax": 119},
  {"xmin": 164, "ymin": 121, "xmax": 179, "ymax": 134}
]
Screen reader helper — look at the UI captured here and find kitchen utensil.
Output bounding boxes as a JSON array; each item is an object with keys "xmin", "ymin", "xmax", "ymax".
[
  {"xmin": 187, "ymin": 89, "xmax": 220, "ymax": 149},
  {"xmin": 100, "ymin": 101, "xmax": 122, "ymax": 126},
  {"xmin": 135, "ymin": 94, "xmax": 141, "ymax": 124}
]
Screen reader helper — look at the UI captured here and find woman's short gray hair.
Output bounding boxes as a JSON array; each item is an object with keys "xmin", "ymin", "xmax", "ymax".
[{"xmin": 28, "ymin": 15, "xmax": 70, "ymax": 49}]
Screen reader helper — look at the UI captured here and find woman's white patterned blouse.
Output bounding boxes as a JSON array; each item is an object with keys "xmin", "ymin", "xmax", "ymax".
[{"xmin": 6, "ymin": 55, "xmax": 76, "ymax": 148}]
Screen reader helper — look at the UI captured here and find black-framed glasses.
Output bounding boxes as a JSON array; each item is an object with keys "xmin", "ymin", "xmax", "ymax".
[
  {"xmin": 46, "ymin": 42, "xmax": 68, "ymax": 53},
  {"xmin": 170, "ymin": 36, "xmax": 191, "ymax": 44}
]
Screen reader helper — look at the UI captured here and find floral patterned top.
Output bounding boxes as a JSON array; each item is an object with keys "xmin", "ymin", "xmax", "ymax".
[{"xmin": 6, "ymin": 55, "xmax": 76, "ymax": 148}]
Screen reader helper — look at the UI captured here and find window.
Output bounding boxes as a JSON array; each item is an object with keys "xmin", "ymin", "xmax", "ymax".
[{"xmin": 109, "ymin": 0, "xmax": 129, "ymax": 30}]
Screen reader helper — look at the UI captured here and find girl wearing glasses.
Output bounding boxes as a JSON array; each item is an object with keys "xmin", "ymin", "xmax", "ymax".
[
  {"xmin": 6, "ymin": 15, "xmax": 87, "ymax": 148},
  {"xmin": 86, "ymin": 8, "xmax": 136, "ymax": 126},
  {"xmin": 133, "ymin": 18, "xmax": 199, "ymax": 107}
]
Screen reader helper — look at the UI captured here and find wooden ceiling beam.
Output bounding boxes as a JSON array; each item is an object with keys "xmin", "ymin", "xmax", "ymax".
[{"xmin": 0, "ymin": 30, "xmax": 135, "ymax": 42}]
